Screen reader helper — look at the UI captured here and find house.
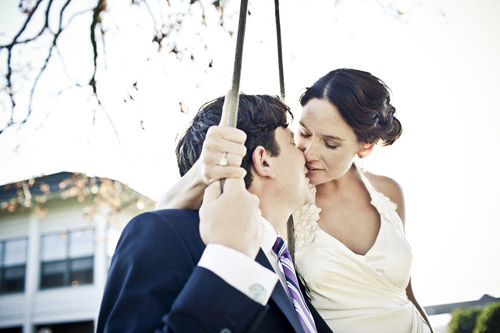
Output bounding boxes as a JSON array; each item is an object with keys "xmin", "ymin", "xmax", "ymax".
[
  {"xmin": 424, "ymin": 294, "xmax": 500, "ymax": 333},
  {"xmin": 0, "ymin": 172, "xmax": 154, "ymax": 333},
  {"xmin": 424, "ymin": 294, "xmax": 500, "ymax": 316}
]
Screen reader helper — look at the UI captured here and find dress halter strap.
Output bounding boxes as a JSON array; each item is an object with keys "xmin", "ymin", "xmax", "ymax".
[
  {"xmin": 354, "ymin": 162, "xmax": 375, "ymax": 193},
  {"xmin": 354, "ymin": 162, "xmax": 399, "ymax": 216}
]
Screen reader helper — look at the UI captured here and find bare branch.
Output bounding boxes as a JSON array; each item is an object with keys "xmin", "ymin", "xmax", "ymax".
[
  {"xmin": 89, "ymin": 0, "xmax": 106, "ymax": 98},
  {"xmin": 0, "ymin": 0, "xmax": 73, "ymax": 135},
  {"xmin": 87, "ymin": 0, "xmax": 124, "ymax": 144},
  {"xmin": 1, "ymin": 0, "xmax": 46, "ymax": 49},
  {"xmin": 1, "ymin": 0, "xmax": 61, "ymax": 134},
  {"xmin": 0, "ymin": 0, "xmax": 230, "ymax": 138},
  {"xmin": 1, "ymin": 0, "xmax": 47, "ymax": 132}
]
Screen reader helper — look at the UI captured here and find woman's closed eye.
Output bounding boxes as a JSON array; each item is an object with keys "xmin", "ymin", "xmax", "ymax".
[{"xmin": 325, "ymin": 141, "xmax": 338, "ymax": 149}]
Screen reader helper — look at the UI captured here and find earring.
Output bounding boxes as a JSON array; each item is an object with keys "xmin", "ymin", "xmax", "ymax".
[{"xmin": 356, "ymin": 153, "xmax": 366, "ymax": 173}]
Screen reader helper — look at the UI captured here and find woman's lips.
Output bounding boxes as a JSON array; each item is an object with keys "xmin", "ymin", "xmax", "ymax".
[{"xmin": 306, "ymin": 165, "xmax": 321, "ymax": 174}]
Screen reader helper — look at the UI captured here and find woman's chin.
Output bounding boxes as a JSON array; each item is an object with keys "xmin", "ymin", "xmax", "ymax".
[{"xmin": 306, "ymin": 174, "xmax": 322, "ymax": 186}]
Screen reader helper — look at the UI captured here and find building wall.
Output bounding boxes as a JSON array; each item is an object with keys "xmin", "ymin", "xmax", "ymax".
[{"xmin": 0, "ymin": 199, "xmax": 138, "ymax": 333}]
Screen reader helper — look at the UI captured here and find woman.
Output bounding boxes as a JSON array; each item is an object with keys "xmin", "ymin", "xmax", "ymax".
[{"xmin": 157, "ymin": 69, "xmax": 433, "ymax": 332}]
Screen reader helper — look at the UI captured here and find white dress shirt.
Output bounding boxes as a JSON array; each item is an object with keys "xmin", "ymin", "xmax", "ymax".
[{"xmin": 198, "ymin": 217, "xmax": 288, "ymax": 305}]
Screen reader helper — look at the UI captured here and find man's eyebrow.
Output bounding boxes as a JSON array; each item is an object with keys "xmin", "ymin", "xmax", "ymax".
[{"xmin": 299, "ymin": 121, "xmax": 345, "ymax": 141}]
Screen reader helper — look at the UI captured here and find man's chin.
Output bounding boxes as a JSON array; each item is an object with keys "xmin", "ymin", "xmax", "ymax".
[
  {"xmin": 304, "ymin": 194, "xmax": 314, "ymax": 205},
  {"xmin": 302, "ymin": 188, "xmax": 314, "ymax": 205}
]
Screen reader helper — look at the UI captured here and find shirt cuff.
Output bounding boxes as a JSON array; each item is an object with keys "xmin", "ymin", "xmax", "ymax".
[{"xmin": 198, "ymin": 244, "xmax": 278, "ymax": 305}]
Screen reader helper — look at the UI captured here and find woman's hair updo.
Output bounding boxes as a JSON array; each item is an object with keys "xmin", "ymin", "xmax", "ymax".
[{"xmin": 300, "ymin": 68, "xmax": 402, "ymax": 146}]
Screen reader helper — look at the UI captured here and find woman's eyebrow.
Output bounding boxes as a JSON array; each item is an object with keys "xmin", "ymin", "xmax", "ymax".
[
  {"xmin": 324, "ymin": 134, "xmax": 345, "ymax": 141},
  {"xmin": 299, "ymin": 121, "xmax": 345, "ymax": 141}
]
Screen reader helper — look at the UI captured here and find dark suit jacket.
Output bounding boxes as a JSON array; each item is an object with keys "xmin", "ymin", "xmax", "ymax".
[{"xmin": 97, "ymin": 209, "xmax": 332, "ymax": 333}]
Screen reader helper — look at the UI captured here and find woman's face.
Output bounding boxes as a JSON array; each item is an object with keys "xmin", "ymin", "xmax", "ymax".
[{"xmin": 296, "ymin": 98, "xmax": 362, "ymax": 185}]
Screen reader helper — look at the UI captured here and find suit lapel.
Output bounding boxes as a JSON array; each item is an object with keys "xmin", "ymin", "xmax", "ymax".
[{"xmin": 255, "ymin": 250, "xmax": 304, "ymax": 333}]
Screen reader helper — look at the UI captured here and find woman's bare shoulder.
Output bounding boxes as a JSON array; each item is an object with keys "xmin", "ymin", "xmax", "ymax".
[
  {"xmin": 365, "ymin": 171, "xmax": 403, "ymax": 198},
  {"xmin": 364, "ymin": 170, "xmax": 405, "ymax": 220}
]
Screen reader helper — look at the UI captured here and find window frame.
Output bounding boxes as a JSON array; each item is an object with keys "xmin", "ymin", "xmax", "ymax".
[
  {"xmin": 0, "ymin": 237, "xmax": 28, "ymax": 295},
  {"xmin": 39, "ymin": 229, "xmax": 94, "ymax": 290}
]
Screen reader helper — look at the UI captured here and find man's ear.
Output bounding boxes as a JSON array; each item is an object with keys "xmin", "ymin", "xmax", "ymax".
[
  {"xmin": 251, "ymin": 146, "xmax": 276, "ymax": 178},
  {"xmin": 358, "ymin": 143, "xmax": 375, "ymax": 159}
]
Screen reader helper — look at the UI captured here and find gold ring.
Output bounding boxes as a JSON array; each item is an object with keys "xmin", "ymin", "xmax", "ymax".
[{"xmin": 218, "ymin": 152, "xmax": 228, "ymax": 166}]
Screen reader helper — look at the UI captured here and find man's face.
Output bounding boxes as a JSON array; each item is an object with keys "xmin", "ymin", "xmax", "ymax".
[{"xmin": 271, "ymin": 127, "xmax": 313, "ymax": 210}]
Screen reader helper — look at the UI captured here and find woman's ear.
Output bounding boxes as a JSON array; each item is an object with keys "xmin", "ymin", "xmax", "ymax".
[
  {"xmin": 252, "ymin": 146, "xmax": 276, "ymax": 178},
  {"xmin": 357, "ymin": 143, "xmax": 375, "ymax": 159}
]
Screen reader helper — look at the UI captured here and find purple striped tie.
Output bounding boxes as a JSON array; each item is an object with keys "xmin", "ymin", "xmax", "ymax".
[{"xmin": 273, "ymin": 237, "xmax": 317, "ymax": 333}]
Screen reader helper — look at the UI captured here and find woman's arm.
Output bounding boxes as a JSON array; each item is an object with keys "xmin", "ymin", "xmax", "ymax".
[
  {"xmin": 385, "ymin": 178, "xmax": 433, "ymax": 331},
  {"xmin": 370, "ymin": 175, "xmax": 433, "ymax": 331},
  {"xmin": 156, "ymin": 126, "xmax": 247, "ymax": 210},
  {"xmin": 406, "ymin": 279, "xmax": 434, "ymax": 332},
  {"xmin": 156, "ymin": 158, "xmax": 211, "ymax": 210}
]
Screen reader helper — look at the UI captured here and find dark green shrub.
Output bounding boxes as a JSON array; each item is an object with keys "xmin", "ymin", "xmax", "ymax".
[
  {"xmin": 449, "ymin": 307, "xmax": 482, "ymax": 333},
  {"xmin": 474, "ymin": 302, "xmax": 500, "ymax": 333}
]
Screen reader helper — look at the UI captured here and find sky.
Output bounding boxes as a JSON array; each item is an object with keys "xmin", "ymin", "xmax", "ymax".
[{"xmin": 1, "ymin": 0, "xmax": 499, "ymax": 310}]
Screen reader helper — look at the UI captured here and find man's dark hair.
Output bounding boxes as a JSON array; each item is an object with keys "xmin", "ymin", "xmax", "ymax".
[{"xmin": 176, "ymin": 94, "xmax": 293, "ymax": 188}]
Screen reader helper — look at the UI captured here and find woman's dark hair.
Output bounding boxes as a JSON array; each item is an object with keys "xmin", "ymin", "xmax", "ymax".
[
  {"xmin": 300, "ymin": 68, "xmax": 402, "ymax": 146},
  {"xmin": 176, "ymin": 94, "xmax": 293, "ymax": 188}
]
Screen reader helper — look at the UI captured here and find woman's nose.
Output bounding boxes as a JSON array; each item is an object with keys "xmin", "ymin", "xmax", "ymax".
[
  {"xmin": 302, "ymin": 141, "xmax": 319, "ymax": 161},
  {"xmin": 296, "ymin": 140, "xmax": 306, "ymax": 152}
]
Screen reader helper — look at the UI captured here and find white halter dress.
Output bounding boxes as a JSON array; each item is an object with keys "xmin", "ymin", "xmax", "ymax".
[{"xmin": 293, "ymin": 166, "xmax": 430, "ymax": 333}]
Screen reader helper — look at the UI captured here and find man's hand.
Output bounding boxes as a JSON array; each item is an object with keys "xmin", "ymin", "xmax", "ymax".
[{"xmin": 199, "ymin": 178, "xmax": 262, "ymax": 259}]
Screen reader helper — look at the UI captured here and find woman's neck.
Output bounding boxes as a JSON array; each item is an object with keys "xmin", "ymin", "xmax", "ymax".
[{"xmin": 315, "ymin": 164, "xmax": 360, "ymax": 197}]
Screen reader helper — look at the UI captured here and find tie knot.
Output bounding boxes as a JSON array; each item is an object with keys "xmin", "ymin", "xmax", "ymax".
[{"xmin": 272, "ymin": 236, "xmax": 290, "ymax": 260}]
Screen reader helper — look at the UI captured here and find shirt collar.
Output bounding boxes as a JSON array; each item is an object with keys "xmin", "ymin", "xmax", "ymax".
[{"xmin": 260, "ymin": 216, "xmax": 279, "ymax": 254}]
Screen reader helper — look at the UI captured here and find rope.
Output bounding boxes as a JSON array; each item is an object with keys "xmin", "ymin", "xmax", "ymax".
[
  {"xmin": 221, "ymin": 0, "xmax": 248, "ymax": 190},
  {"xmin": 274, "ymin": 0, "xmax": 285, "ymax": 101},
  {"xmin": 274, "ymin": 0, "xmax": 293, "ymax": 250},
  {"xmin": 221, "ymin": 0, "xmax": 285, "ymax": 189},
  {"xmin": 226, "ymin": 0, "xmax": 249, "ymax": 128}
]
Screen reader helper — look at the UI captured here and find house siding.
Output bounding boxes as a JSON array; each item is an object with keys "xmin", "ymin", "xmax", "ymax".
[{"xmin": 0, "ymin": 174, "xmax": 150, "ymax": 333}]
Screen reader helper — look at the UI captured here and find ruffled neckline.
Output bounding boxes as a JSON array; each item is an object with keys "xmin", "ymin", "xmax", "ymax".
[
  {"xmin": 292, "ymin": 184, "xmax": 321, "ymax": 251},
  {"xmin": 293, "ymin": 164, "xmax": 402, "ymax": 252}
]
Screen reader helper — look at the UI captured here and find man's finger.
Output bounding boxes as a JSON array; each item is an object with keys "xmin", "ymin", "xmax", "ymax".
[
  {"xmin": 204, "ymin": 180, "xmax": 222, "ymax": 202},
  {"xmin": 219, "ymin": 90, "xmax": 231, "ymax": 127},
  {"xmin": 222, "ymin": 177, "xmax": 246, "ymax": 192},
  {"xmin": 212, "ymin": 167, "xmax": 247, "ymax": 180},
  {"xmin": 219, "ymin": 128, "xmax": 247, "ymax": 146}
]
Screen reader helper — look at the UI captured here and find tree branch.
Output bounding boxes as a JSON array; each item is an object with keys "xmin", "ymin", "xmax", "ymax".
[
  {"xmin": 89, "ymin": 0, "xmax": 106, "ymax": 99},
  {"xmin": 0, "ymin": 0, "xmax": 228, "ymax": 138}
]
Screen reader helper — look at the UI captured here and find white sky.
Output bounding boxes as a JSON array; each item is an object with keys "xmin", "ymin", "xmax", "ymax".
[{"xmin": 1, "ymin": 0, "xmax": 499, "ymax": 308}]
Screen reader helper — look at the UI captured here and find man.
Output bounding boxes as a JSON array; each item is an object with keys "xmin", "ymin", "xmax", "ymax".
[{"xmin": 97, "ymin": 94, "xmax": 332, "ymax": 332}]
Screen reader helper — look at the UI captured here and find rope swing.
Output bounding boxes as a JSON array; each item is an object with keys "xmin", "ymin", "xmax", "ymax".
[
  {"xmin": 222, "ymin": 0, "xmax": 285, "ymax": 189},
  {"xmin": 274, "ymin": 0, "xmax": 285, "ymax": 101},
  {"xmin": 225, "ymin": 0, "xmax": 249, "ymax": 128},
  {"xmin": 220, "ymin": 0, "xmax": 248, "ymax": 190},
  {"xmin": 225, "ymin": 0, "xmax": 285, "ymax": 128}
]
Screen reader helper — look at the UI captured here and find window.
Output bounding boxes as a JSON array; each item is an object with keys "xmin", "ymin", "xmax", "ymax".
[
  {"xmin": 0, "ymin": 238, "xmax": 28, "ymax": 294},
  {"xmin": 35, "ymin": 320, "xmax": 94, "ymax": 333},
  {"xmin": 0, "ymin": 327, "xmax": 22, "ymax": 333},
  {"xmin": 40, "ymin": 229, "xmax": 94, "ymax": 289}
]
